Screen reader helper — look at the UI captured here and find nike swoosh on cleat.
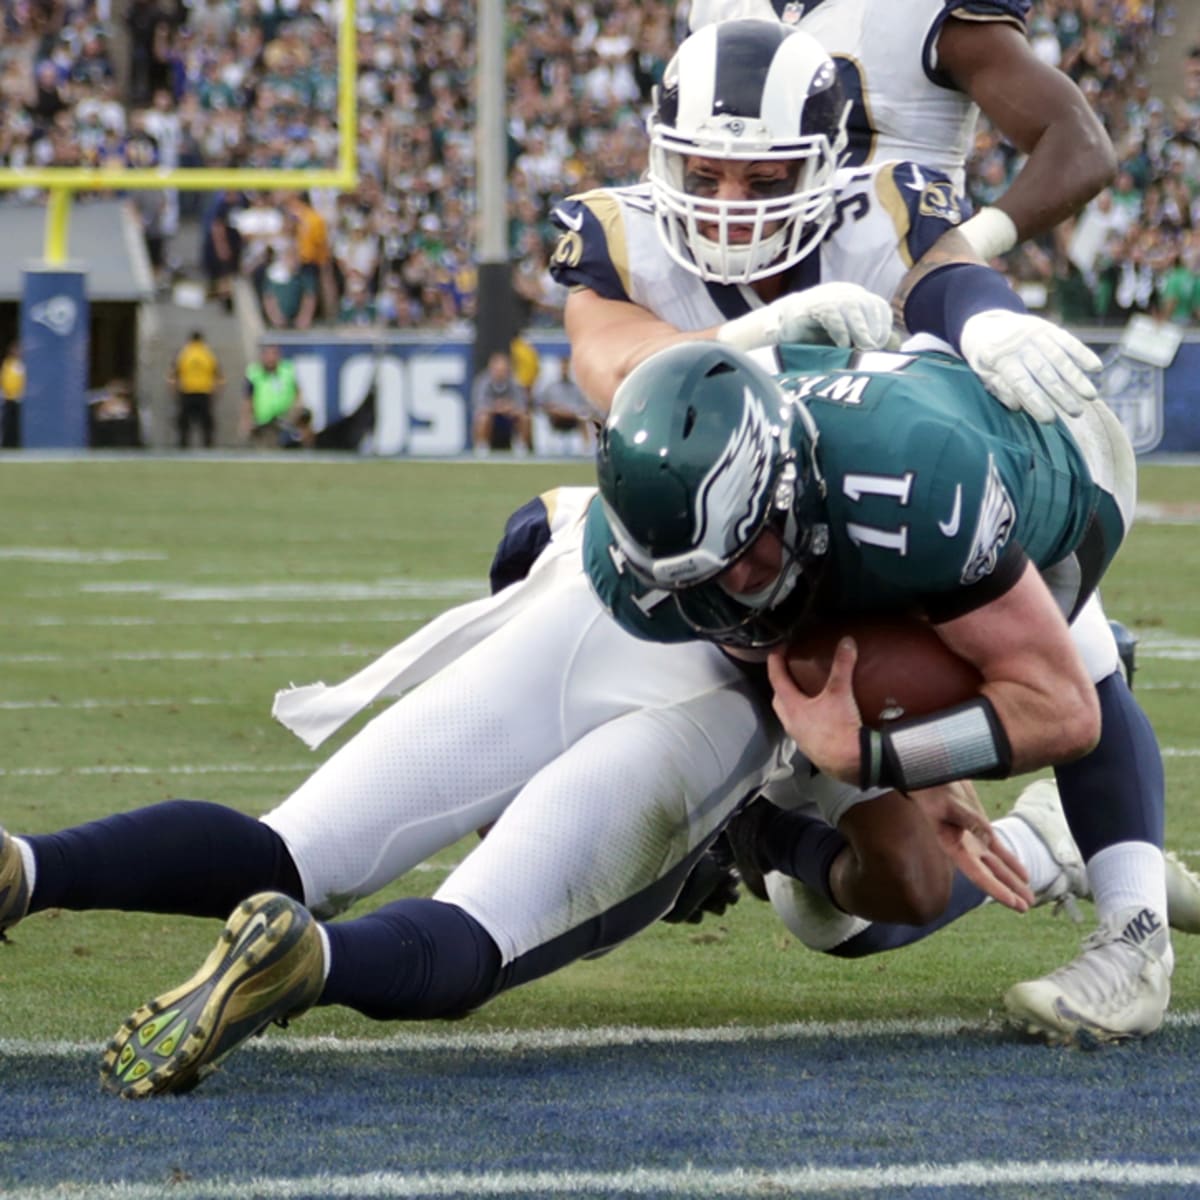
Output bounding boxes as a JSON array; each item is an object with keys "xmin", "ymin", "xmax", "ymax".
[{"xmin": 231, "ymin": 910, "xmax": 272, "ymax": 955}]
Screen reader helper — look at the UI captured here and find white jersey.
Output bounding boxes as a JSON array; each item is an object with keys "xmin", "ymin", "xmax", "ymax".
[
  {"xmin": 549, "ymin": 161, "xmax": 966, "ymax": 326},
  {"xmin": 688, "ymin": 0, "xmax": 1030, "ymax": 190}
]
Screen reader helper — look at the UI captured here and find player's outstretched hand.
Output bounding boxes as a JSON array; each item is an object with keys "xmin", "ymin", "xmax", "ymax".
[
  {"xmin": 909, "ymin": 781, "xmax": 1035, "ymax": 913},
  {"xmin": 718, "ymin": 283, "xmax": 893, "ymax": 353},
  {"xmin": 959, "ymin": 310, "xmax": 1102, "ymax": 423}
]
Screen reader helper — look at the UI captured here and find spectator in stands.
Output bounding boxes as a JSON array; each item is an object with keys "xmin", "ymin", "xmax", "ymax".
[
  {"xmin": 201, "ymin": 189, "xmax": 245, "ymax": 313},
  {"xmin": 242, "ymin": 343, "xmax": 308, "ymax": 448},
  {"xmin": 471, "ymin": 350, "xmax": 530, "ymax": 456},
  {"xmin": 283, "ymin": 191, "xmax": 337, "ymax": 321},
  {"xmin": 2, "ymin": 0, "xmax": 1188, "ymax": 332},
  {"xmin": 1, "ymin": 340, "xmax": 24, "ymax": 450},
  {"xmin": 261, "ymin": 243, "xmax": 318, "ymax": 331},
  {"xmin": 337, "ymin": 271, "xmax": 378, "ymax": 327},
  {"xmin": 168, "ymin": 328, "xmax": 224, "ymax": 449}
]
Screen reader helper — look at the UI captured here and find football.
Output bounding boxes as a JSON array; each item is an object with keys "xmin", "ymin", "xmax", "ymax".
[{"xmin": 784, "ymin": 615, "xmax": 983, "ymax": 728}]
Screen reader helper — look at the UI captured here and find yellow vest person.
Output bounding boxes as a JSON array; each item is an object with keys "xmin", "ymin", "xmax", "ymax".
[{"xmin": 169, "ymin": 331, "xmax": 225, "ymax": 449}]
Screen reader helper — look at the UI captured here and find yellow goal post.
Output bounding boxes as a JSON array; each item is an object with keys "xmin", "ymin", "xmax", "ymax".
[{"xmin": 0, "ymin": 0, "xmax": 358, "ymax": 264}]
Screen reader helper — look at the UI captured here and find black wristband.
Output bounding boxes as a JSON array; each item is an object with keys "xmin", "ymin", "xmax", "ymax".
[{"xmin": 859, "ymin": 697, "xmax": 1013, "ymax": 792}]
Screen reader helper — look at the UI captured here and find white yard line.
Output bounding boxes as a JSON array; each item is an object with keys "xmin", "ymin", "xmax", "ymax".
[
  {"xmin": 5, "ymin": 1160, "xmax": 1200, "ymax": 1197},
  {"xmin": 5, "ymin": 1010, "xmax": 1200, "ymax": 1058}
]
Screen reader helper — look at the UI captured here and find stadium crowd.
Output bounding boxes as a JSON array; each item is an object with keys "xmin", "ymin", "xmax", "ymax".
[{"xmin": 0, "ymin": 0, "xmax": 1195, "ymax": 327}]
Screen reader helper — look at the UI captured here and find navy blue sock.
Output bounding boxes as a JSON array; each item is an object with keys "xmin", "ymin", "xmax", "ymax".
[
  {"xmin": 760, "ymin": 808, "xmax": 849, "ymax": 905},
  {"xmin": 1055, "ymin": 670, "xmax": 1165, "ymax": 859},
  {"xmin": 26, "ymin": 799, "xmax": 303, "ymax": 917},
  {"xmin": 321, "ymin": 899, "xmax": 502, "ymax": 1020},
  {"xmin": 828, "ymin": 872, "xmax": 988, "ymax": 958}
]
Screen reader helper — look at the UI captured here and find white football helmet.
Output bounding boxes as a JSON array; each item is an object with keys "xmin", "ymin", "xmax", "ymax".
[{"xmin": 647, "ymin": 19, "xmax": 848, "ymax": 285}]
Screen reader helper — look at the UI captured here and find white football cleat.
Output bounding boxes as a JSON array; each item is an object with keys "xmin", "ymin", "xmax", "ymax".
[
  {"xmin": 1164, "ymin": 851, "xmax": 1200, "ymax": 935},
  {"xmin": 1010, "ymin": 778, "xmax": 1200, "ymax": 935},
  {"xmin": 1004, "ymin": 905, "xmax": 1171, "ymax": 1045},
  {"xmin": 1008, "ymin": 779, "xmax": 1088, "ymax": 915}
]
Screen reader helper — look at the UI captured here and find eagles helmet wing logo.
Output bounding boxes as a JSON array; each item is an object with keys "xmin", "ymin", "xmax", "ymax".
[
  {"xmin": 960, "ymin": 455, "xmax": 1015, "ymax": 584},
  {"xmin": 691, "ymin": 385, "xmax": 775, "ymax": 562}
]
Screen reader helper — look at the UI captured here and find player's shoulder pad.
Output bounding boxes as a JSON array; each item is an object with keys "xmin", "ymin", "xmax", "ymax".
[{"xmin": 550, "ymin": 188, "xmax": 649, "ymax": 303}]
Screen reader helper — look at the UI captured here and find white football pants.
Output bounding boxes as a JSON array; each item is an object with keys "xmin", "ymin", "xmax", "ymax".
[{"xmin": 262, "ymin": 563, "xmax": 781, "ymax": 963}]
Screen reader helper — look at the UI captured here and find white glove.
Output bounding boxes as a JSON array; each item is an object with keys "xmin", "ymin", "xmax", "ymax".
[
  {"xmin": 959, "ymin": 310, "xmax": 1102, "ymax": 423},
  {"xmin": 717, "ymin": 283, "xmax": 893, "ymax": 353}
]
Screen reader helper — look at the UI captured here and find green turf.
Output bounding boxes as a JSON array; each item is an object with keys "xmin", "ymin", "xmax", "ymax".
[{"xmin": 1, "ymin": 457, "xmax": 1197, "ymax": 1043}]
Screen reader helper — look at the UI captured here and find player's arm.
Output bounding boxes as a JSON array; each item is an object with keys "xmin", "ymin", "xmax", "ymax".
[
  {"xmin": 930, "ymin": 562, "xmax": 1100, "ymax": 768},
  {"xmin": 895, "ymin": 226, "xmax": 1101, "ymax": 423},
  {"xmin": 831, "ymin": 781, "xmax": 1032, "ymax": 921},
  {"xmin": 564, "ymin": 287, "xmax": 720, "ymax": 414},
  {"xmin": 567, "ymin": 284, "xmax": 892, "ymax": 413},
  {"xmin": 766, "ymin": 561, "xmax": 1100, "ymax": 788},
  {"xmin": 937, "ymin": 17, "xmax": 1116, "ymax": 255}
]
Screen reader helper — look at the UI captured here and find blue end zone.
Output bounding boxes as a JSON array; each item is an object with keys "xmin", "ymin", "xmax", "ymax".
[{"xmin": 5, "ymin": 1023, "xmax": 1200, "ymax": 1195}]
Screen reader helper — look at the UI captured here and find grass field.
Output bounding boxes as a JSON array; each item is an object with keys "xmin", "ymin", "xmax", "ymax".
[
  {"xmin": 4, "ymin": 455, "xmax": 1200, "ymax": 1199},
  {"xmin": 2, "ymin": 454, "xmax": 1199, "ymax": 1048}
]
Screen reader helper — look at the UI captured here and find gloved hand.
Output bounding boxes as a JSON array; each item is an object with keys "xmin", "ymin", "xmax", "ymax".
[
  {"xmin": 959, "ymin": 310, "xmax": 1102, "ymax": 423},
  {"xmin": 717, "ymin": 283, "xmax": 893, "ymax": 353},
  {"xmin": 661, "ymin": 849, "xmax": 741, "ymax": 925}
]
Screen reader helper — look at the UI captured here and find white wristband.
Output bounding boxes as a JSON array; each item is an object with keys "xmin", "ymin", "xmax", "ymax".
[{"xmin": 959, "ymin": 207, "xmax": 1020, "ymax": 260}]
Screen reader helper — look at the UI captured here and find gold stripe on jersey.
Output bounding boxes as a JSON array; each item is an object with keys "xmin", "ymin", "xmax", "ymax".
[
  {"xmin": 947, "ymin": 10, "xmax": 1027, "ymax": 31},
  {"xmin": 835, "ymin": 53, "xmax": 878, "ymax": 165},
  {"xmin": 579, "ymin": 189, "xmax": 634, "ymax": 300},
  {"xmin": 874, "ymin": 164, "xmax": 915, "ymax": 269}
]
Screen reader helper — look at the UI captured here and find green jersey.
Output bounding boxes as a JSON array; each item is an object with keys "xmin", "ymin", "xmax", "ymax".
[{"xmin": 585, "ymin": 346, "xmax": 1121, "ymax": 644}]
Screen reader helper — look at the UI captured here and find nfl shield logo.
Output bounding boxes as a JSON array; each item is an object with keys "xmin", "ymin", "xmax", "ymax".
[{"xmin": 1098, "ymin": 350, "xmax": 1163, "ymax": 454}]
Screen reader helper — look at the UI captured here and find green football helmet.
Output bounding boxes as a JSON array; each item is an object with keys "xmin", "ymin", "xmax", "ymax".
[{"xmin": 596, "ymin": 341, "xmax": 829, "ymax": 648}]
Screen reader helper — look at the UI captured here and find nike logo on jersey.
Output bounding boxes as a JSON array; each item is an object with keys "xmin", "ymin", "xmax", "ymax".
[
  {"xmin": 938, "ymin": 485, "xmax": 963, "ymax": 537},
  {"xmin": 553, "ymin": 207, "xmax": 584, "ymax": 233}
]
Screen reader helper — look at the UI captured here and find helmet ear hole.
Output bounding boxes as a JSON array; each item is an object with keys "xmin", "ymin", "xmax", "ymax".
[{"xmin": 682, "ymin": 406, "xmax": 697, "ymax": 439}]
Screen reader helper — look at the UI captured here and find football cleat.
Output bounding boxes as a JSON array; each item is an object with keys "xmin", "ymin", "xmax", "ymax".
[
  {"xmin": 1008, "ymin": 779, "xmax": 1088, "ymax": 917},
  {"xmin": 1009, "ymin": 779, "xmax": 1200, "ymax": 935},
  {"xmin": 1004, "ymin": 905, "xmax": 1171, "ymax": 1045},
  {"xmin": 100, "ymin": 892, "xmax": 324, "ymax": 1099},
  {"xmin": 0, "ymin": 826, "xmax": 31, "ymax": 940},
  {"xmin": 1164, "ymin": 851, "xmax": 1200, "ymax": 935}
]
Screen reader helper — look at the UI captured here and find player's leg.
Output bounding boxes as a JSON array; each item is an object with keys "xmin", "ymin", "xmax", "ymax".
[
  {"xmin": 265, "ymin": 568, "xmax": 752, "ymax": 917},
  {"xmin": 1, "ymin": 802, "xmax": 303, "ymax": 934},
  {"xmin": 100, "ymin": 677, "xmax": 778, "ymax": 1096},
  {"xmin": 6, "ymin": 567, "xmax": 620, "ymax": 934},
  {"xmin": 1005, "ymin": 595, "xmax": 1174, "ymax": 1042}
]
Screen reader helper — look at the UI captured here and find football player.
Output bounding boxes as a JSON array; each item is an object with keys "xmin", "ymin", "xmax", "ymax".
[
  {"xmin": 541, "ymin": 20, "xmax": 1179, "ymax": 1042},
  {"xmin": 686, "ymin": 0, "xmax": 1115, "ymax": 262},
  {"xmin": 589, "ymin": 338, "xmax": 1168, "ymax": 1044}
]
